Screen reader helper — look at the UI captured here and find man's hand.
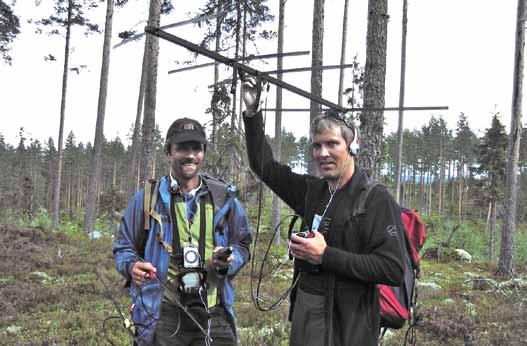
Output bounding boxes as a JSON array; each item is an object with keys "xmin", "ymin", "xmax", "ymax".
[
  {"xmin": 130, "ymin": 261, "xmax": 157, "ymax": 286},
  {"xmin": 289, "ymin": 231, "xmax": 327, "ymax": 265},
  {"xmin": 205, "ymin": 246, "xmax": 234, "ymax": 285},
  {"xmin": 241, "ymin": 76, "xmax": 267, "ymax": 117},
  {"xmin": 211, "ymin": 246, "xmax": 234, "ymax": 270}
]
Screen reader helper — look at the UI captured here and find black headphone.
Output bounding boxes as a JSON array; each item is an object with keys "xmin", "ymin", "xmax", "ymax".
[{"xmin": 315, "ymin": 111, "xmax": 360, "ymax": 156}]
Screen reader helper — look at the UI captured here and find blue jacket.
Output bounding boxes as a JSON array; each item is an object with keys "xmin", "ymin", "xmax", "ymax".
[{"xmin": 113, "ymin": 174, "xmax": 252, "ymax": 345}]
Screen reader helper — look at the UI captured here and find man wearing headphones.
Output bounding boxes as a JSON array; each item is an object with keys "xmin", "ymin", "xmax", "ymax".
[{"xmin": 241, "ymin": 77, "xmax": 405, "ymax": 346}]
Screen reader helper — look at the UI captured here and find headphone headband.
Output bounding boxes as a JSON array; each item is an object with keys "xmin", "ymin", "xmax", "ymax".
[{"xmin": 312, "ymin": 111, "xmax": 360, "ymax": 156}]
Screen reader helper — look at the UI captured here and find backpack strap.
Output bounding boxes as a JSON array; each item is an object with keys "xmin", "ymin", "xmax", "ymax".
[
  {"xmin": 143, "ymin": 181, "xmax": 152, "ymax": 230},
  {"xmin": 352, "ymin": 178, "xmax": 383, "ymax": 217},
  {"xmin": 138, "ymin": 179, "xmax": 158, "ymax": 258},
  {"xmin": 143, "ymin": 179, "xmax": 157, "ymax": 230},
  {"xmin": 198, "ymin": 196, "xmax": 208, "ymax": 265}
]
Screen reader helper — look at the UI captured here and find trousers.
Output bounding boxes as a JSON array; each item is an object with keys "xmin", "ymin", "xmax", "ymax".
[
  {"xmin": 290, "ymin": 288, "xmax": 328, "ymax": 346},
  {"xmin": 153, "ymin": 304, "xmax": 236, "ymax": 346}
]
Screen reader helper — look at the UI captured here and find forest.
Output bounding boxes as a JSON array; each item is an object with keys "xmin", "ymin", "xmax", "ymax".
[{"xmin": 1, "ymin": 0, "xmax": 526, "ymax": 345}]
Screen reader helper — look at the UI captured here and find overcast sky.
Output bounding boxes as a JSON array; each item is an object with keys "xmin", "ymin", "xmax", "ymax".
[{"xmin": 0, "ymin": 0, "xmax": 522, "ymax": 147}]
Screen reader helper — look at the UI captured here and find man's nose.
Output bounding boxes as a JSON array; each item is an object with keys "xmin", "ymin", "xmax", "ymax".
[{"xmin": 319, "ymin": 145, "xmax": 330, "ymax": 157}]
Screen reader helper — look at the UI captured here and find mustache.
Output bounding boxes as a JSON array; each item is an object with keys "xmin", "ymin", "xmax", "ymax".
[
  {"xmin": 177, "ymin": 158, "xmax": 199, "ymax": 165},
  {"xmin": 319, "ymin": 160, "xmax": 336, "ymax": 165}
]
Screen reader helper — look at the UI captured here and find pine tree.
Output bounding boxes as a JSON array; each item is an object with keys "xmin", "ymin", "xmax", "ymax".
[
  {"xmin": 35, "ymin": 0, "xmax": 100, "ymax": 227},
  {"xmin": 308, "ymin": 0, "xmax": 324, "ymax": 175},
  {"xmin": 337, "ymin": 0, "xmax": 350, "ymax": 107},
  {"xmin": 140, "ymin": 0, "xmax": 162, "ymax": 184},
  {"xmin": 84, "ymin": 0, "xmax": 115, "ymax": 234},
  {"xmin": 0, "ymin": 0, "xmax": 20, "ymax": 64},
  {"xmin": 475, "ymin": 114, "xmax": 508, "ymax": 260},
  {"xmin": 272, "ymin": 0, "xmax": 286, "ymax": 245},
  {"xmin": 453, "ymin": 113, "xmax": 478, "ymax": 221},
  {"xmin": 359, "ymin": 0, "xmax": 389, "ymax": 176},
  {"xmin": 498, "ymin": 0, "xmax": 525, "ymax": 277},
  {"xmin": 394, "ymin": 0, "xmax": 408, "ymax": 203}
]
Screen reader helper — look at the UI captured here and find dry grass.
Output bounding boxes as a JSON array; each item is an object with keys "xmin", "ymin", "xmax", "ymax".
[{"xmin": 0, "ymin": 225, "xmax": 525, "ymax": 346}]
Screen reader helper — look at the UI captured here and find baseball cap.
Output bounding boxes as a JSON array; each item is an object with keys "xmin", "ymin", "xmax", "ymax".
[{"xmin": 165, "ymin": 118, "xmax": 207, "ymax": 145}]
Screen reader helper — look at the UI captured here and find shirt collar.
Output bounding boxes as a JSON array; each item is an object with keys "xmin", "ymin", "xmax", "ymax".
[{"xmin": 169, "ymin": 172, "xmax": 203, "ymax": 198}]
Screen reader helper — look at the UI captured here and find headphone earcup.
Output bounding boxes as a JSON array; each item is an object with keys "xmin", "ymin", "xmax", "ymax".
[
  {"xmin": 170, "ymin": 177, "xmax": 179, "ymax": 193},
  {"xmin": 348, "ymin": 126, "xmax": 360, "ymax": 156},
  {"xmin": 349, "ymin": 142, "xmax": 359, "ymax": 156}
]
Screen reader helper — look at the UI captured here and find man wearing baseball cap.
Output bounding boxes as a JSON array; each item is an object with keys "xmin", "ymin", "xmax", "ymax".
[{"xmin": 114, "ymin": 117, "xmax": 252, "ymax": 346}]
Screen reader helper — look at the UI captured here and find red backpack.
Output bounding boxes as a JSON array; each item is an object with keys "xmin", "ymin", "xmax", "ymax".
[{"xmin": 354, "ymin": 182, "xmax": 426, "ymax": 330}]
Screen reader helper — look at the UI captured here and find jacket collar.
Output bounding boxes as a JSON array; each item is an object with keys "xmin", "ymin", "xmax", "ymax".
[
  {"xmin": 159, "ymin": 174, "xmax": 211, "ymax": 206},
  {"xmin": 343, "ymin": 165, "xmax": 370, "ymax": 200}
]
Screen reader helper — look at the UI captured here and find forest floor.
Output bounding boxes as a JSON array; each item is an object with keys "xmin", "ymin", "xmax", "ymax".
[{"xmin": 0, "ymin": 224, "xmax": 526, "ymax": 346}]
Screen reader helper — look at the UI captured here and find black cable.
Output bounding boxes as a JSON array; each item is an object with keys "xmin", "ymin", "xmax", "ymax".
[
  {"xmin": 404, "ymin": 323, "xmax": 417, "ymax": 346},
  {"xmin": 248, "ymin": 110, "xmax": 267, "ymax": 310},
  {"xmin": 96, "ymin": 269, "xmax": 149, "ymax": 345},
  {"xmin": 102, "ymin": 315, "xmax": 149, "ymax": 346},
  {"xmin": 134, "ymin": 258, "xmax": 212, "ymax": 341},
  {"xmin": 102, "ymin": 316, "xmax": 124, "ymax": 346},
  {"xmin": 254, "ymin": 213, "xmax": 305, "ymax": 311},
  {"xmin": 247, "ymin": 91, "xmax": 305, "ymax": 311},
  {"xmin": 98, "ymin": 256, "xmax": 211, "ymax": 345}
]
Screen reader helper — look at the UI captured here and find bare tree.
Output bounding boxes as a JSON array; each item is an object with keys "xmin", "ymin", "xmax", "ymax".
[
  {"xmin": 140, "ymin": 0, "xmax": 161, "ymax": 183},
  {"xmin": 211, "ymin": 1, "xmax": 225, "ymax": 153},
  {"xmin": 309, "ymin": 0, "xmax": 324, "ymax": 174},
  {"xmin": 337, "ymin": 0, "xmax": 350, "ymax": 107},
  {"xmin": 438, "ymin": 126, "xmax": 445, "ymax": 214},
  {"xmin": 227, "ymin": 0, "xmax": 242, "ymax": 181},
  {"xmin": 359, "ymin": 0, "xmax": 389, "ymax": 176},
  {"xmin": 394, "ymin": 0, "xmax": 408, "ymax": 203},
  {"xmin": 498, "ymin": 0, "xmax": 525, "ymax": 278},
  {"xmin": 52, "ymin": 0, "xmax": 73, "ymax": 228},
  {"xmin": 83, "ymin": 0, "xmax": 114, "ymax": 234},
  {"xmin": 128, "ymin": 43, "xmax": 148, "ymax": 198},
  {"xmin": 41, "ymin": 0, "xmax": 100, "ymax": 227},
  {"xmin": 271, "ymin": 0, "xmax": 286, "ymax": 245}
]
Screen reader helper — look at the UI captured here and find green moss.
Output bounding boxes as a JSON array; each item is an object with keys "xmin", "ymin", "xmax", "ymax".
[{"xmin": 1, "ymin": 217, "xmax": 526, "ymax": 345}]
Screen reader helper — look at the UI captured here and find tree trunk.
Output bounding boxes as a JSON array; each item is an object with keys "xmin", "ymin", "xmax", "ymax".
[
  {"xmin": 52, "ymin": 0, "xmax": 73, "ymax": 228},
  {"xmin": 419, "ymin": 168, "xmax": 424, "ymax": 210},
  {"xmin": 140, "ymin": 0, "xmax": 161, "ymax": 183},
  {"xmin": 77, "ymin": 173, "xmax": 82, "ymax": 212},
  {"xmin": 308, "ymin": 0, "xmax": 324, "ymax": 175},
  {"xmin": 489, "ymin": 200, "xmax": 496, "ymax": 261},
  {"xmin": 238, "ymin": 3, "xmax": 248, "ymax": 125},
  {"xmin": 337, "ymin": 0, "xmax": 350, "ymax": 107},
  {"xmin": 458, "ymin": 163, "xmax": 463, "ymax": 223},
  {"xmin": 228, "ymin": 0, "xmax": 242, "ymax": 182},
  {"xmin": 427, "ymin": 171, "xmax": 432, "ymax": 215},
  {"xmin": 128, "ymin": 43, "xmax": 148, "ymax": 198},
  {"xmin": 450, "ymin": 161, "xmax": 455, "ymax": 207},
  {"xmin": 83, "ymin": 0, "xmax": 114, "ymax": 234},
  {"xmin": 113, "ymin": 161, "xmax": 117, "ymax": 186},
  {"xmin": 67, "ymin": 174, "xmax": 72, "ymax": 218},
  {"xmin": 394, "ymin": 0, "xmax": 408, "ymax": 204},
  {"xmin": 211, "ymin": 1, "xmax": 224, "ymax": 153},
  {"xmin": 359, "ymin": 0, "xmax": 389, "ymax": 176},
  {"xmin": 438, "ymin": 131, "xmax": 444, "ymax": 215},
  {"xmin": 47, "ymin": 157, "xmax": 54, "ymax": 212},
  {"xmin": 272, "ymin": 0, "xmax": 286, "ymax": 245},
  {"xmin": 412, "ymin": 165, "xmax": 416, "ymax": 208},
  {"xmin": 498, "ymin": 0, "xmax": 525, "ymax": 278}
]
